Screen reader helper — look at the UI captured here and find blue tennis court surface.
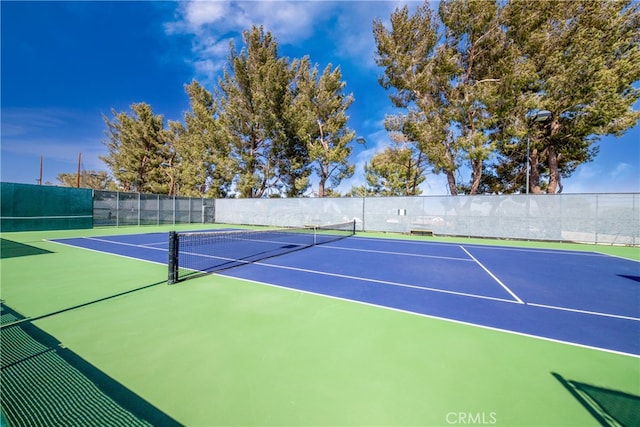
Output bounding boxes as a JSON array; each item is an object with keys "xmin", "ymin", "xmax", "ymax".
[{"xmin": 51, "ymin": 231, "xmax": 640, "ymax": 357}]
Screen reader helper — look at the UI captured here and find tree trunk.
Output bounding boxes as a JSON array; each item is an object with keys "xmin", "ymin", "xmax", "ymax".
[
  {"xmin": 529, "ymin": 148, "xmax": 542, "ymax": 194},
  {"xmin": 546, "ymin": 144, "xmax": 560, "ymax": 194},
  {"xmin": 444, "ymin": 138, "xmax": 458, "ymax": 195},
  {"xmin": 446, "ymin": 170, "xmax": 458, "ymax": 195},
  {"xmin": 469, "ymin": 158, "xmax": 482, "ymax": 195},
  {"xmin": 318, "ymin": 178, "xmax": 326, "ymax": 198}
]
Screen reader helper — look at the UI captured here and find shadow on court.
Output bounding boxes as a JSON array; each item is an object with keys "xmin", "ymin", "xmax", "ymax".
[
  {"xmin": 0, "ymin": 239, "xmax": 53, "ymax": 259},
  {"xmin": 1, "ymin": 279, "xmax": 167, "ymax": 330},
  {"xmin": 552, "ymin": 372, "xmax": 640, "ymax": 427},
  {"xmin": 0, "ymin": 304, "xmax": 180, "ymax": 427},
  {"xmin": 618, "ymin": 274, "xmax": 640, "ymax": 283}
]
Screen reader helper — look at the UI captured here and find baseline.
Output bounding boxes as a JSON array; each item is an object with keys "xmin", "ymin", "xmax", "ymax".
[
  {"xmin": 526, "ymin": 303, "xmax": 640, "ymax": 322},
  {"xmin": 85, "ymin": 236, "xmax": 168, "ymax": 250},
  {"xmin": 317, "ymin": 244, "xmax": 474, "ymax": 262},
  {"xmin": 220, "ymin": 273, "xmax": 640, "ymax": 359}
]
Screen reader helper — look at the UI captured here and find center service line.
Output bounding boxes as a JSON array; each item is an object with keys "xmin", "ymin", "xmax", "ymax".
[{"xmin": 460, "ymin": 246, "xmax": 525, "ymax": 304}]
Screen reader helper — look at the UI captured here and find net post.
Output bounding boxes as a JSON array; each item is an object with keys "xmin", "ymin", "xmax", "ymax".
[
  {"xmin": 352, "ymin": 219, "xmax": 356, "ymax": 235},
  {"xmin": 168, "ymin": 231, "xmax": 179, "ymax": 284}
]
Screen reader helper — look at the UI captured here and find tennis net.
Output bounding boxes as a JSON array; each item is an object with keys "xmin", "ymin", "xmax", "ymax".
[{"xmin": 168, "ymin": 221, "xmax": 356, "ymax": 284}]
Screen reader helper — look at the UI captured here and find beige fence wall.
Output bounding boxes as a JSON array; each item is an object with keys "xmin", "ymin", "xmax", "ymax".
[
  {"xmin": 215, "ymin": 193, "xmax": 639, "ymax": 245},
  {"xmin": 94, "ymin": 190, "xmax": 639, "ymax": 245}
]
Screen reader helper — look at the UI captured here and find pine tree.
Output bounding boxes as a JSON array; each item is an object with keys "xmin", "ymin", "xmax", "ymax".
[
  {"xmin": 501, "ymin": 0, "xmax": 640, "ymax": 193},
  {"xmin": 274, "ymin": 57, "xmax": 312, "ymax": 197},
  {"xmin": 291, "ymin": 58, "xmax": 355, "ymax": 197},
  {"xmin": 373, "ymin": 4, "xmax": 450, "ymax": 190},
  {"xmin": 170, "ymin": 80, "xmax": 233, "ymax": 197},
  {"xmin": 364, "ymin": 144, "xmax": 426, "ymax": 196},
  {"xmin": 374, "ymin": 0, "xmax": 511, "ymax": 195},
  {"xmin": 101, "ymin": 103, "xmax": 172, "ymax": 193},
  {"xmin": 56, "ymin": 170, "xmax": 112, "ymax": 190},
  {"xmin": 217, "ymin": 26, "xmax": 292, "ymax": 198}
]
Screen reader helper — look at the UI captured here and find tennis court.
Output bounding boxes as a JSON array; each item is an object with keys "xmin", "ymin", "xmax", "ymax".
[{"xmin": 1, "ymin": 224, "xmax": 639, "ymax": 426}]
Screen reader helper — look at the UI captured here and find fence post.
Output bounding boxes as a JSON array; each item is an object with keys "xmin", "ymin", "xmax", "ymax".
[
  {"xmin": 137, "ymin": 192, "xmax": 141, "ymax": 226},
  {"xmin": 635, "ymin": 194, "xmax": 638, "ymax": 246},
  {"xmin": 362, "ymin": 196, "xmax": 366, "ymax": 232},
  {"xmin": 595, "ymin": 194, "xmax": 599, "ymax": 244}
]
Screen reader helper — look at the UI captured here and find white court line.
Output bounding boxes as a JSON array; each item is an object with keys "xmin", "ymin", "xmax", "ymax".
[
  {"xmin": 246, "ymin": 259, "xmax": 520, "ymax": 304},
  {"xmin": 526, "ymin": 303, "xmax": 640, "ymax": 322},
  {"xmin": 143, "ymin": 241, "xmax": 170, "ymax": 247},
  {"xmin": 352, "ymin": 236, "xmax": 635, "ymax": 259},
  {"xmin": 45, "ymin": 239, "xmax": 168, "ymax": 267},
  {"xmin": 595, "ymin": 251, "xmax": 640, "ymax": 263},
  {"xmin": 176, "ymin": 242, "xmax": 519, "ymax": 303},
  {"xmin": 85, "ymin": 236, "xmax": 167, "ymax": 249},
  {"xmin": 218, "ymin": 274, "xmax": 640, "ymax": 359},
  {"xmin": 459, "ymin": 246, "xmax": 524, "ymax": 304},
  {"xmin": 45, "ymin": 237, "xmax": 639, "ymax": 357},
  {"xmin": 467, "ymin": 244, "xmax": 638, "ymax": 260},
  {"xmin": 179, "ymin": 245, "xmax": 519, "ymax": 304},
  {"xmin": 455, "ymin": 245, "xmax": 607, "ymax": 257},
  {"xmin": 319, "ymin": 244, "xmax": 474, "ymax": 262},
  {"xmin": 182, "ymin": 248, "xmax": 518, "ymax": 303}
]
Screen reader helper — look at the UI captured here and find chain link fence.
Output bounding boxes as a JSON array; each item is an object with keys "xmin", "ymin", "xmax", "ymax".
[
  {"xmin": 91, "ymin": 190, "xmax": 638, "ymax": 245},
  {"xmin": 215, "ymin": 193, "xmax": 639, "ymax": 246},
  {"xmin": 93, "ymin": 190, "xmax": 214, "ymax": 227}
]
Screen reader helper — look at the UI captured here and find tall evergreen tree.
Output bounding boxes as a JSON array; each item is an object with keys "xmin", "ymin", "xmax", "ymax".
[
  {"xmin": 56, "ymin": 170, "xmax": 113, "ymax": 190},
  {"xmin": 373, "ymin": 4, "xmax": 448, "ymax": 189},
  {"xmin": 502, "ymin": 0, "xmax": 640, "ymax": 193},
  {"xmin": 170, "ymin": 80, "xmax": 233, "ymax": 197},
  {"xmin": 279, "ymin": 57, "xmax": 314, "ymax": 197},
  {"xmin": 375, "ymin": 0, "xmax": 639, "ymax": 195},
  {"xmin": 438, "ymin": 0, "xmax": 511, "ymax": 194},
  {"xmin": 364, "ymin": 144, "xmax": 426, "ymax": 196},
  {"xmin": 101, "ymin": 103, "xmax": 172, "ymax": 193},
  {"xmin": 217, "ymin": 26, "xmax": 292, "ymax": 198},
  {"xmin": 291, "ymin": 58, "xmax": 355, "ymax": 197},
  {"xmin": 374, "ymin": 0, "xmax": 510, "ymax": 195}
]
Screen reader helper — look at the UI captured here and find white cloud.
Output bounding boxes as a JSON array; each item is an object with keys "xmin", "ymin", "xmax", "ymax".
[
  {"xmin": 197, "ymin": 36, "xmax": 231, "ymax": 58},
  {"xmin": 165, "ymin": 1, "xmax": 337, "ymax": 83},
  {"xmin": 163, "ymin": 1, "xmax": 401, "ymax": 84},
  {"xmin": 610, "ymin": 162, "xmax": 631, "ymax": 179},
  {"xmin": 563, "ymin": 161, "xmax": 640, "ymax": 194},
  {"xmin": 184, "ymin": 1, "xmax": 230, "ymax": 29},
  {"xmin": 245, "ymin": 1, "xmax": 324, "ymax": 43},
  {"xmin": 189, "ymin": 34, "xmax": 233, "ymax": 77},
  {"xmin": 164, "ymin": 1, "xmax": 231, "ymax": 34},
  {"xmin": 193, "ymin": 58, "xmax": 225, "ymax": 78},
  {"xmin": 330, "ymin": 2, "xmax": 387, "ymax": 68}
]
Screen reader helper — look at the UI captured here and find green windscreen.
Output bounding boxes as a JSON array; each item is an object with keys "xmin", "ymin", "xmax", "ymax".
[{"xmin": 1, "ymin": 182, "xmax": 93, "ymax": 231}]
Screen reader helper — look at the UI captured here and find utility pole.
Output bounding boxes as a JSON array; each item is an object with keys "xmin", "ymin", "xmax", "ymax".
[
  {"xmin": 37, "ymin": 156, "xmax": 43, "ymax": 185},
  {"xmin": 77, "ymin": 152, "xmax": 82, "ymax": 187}
]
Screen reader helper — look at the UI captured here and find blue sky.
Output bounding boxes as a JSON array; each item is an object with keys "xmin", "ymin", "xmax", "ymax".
[{"xmin": 1, "ymin": 1, "xmax": 638, "ymax": 195}]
